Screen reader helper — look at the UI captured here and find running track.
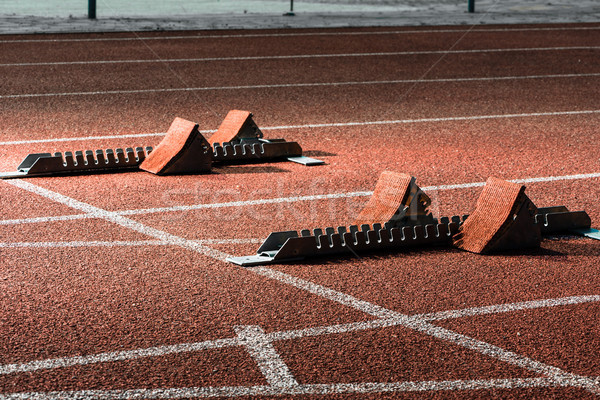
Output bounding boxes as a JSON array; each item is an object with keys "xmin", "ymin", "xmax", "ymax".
[{"xmin": 0, "ymin": 23, "xmax": 599, "ymax": 399}]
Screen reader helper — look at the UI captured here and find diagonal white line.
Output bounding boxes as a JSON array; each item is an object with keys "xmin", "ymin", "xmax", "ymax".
[
  {"xmin": 235, "ymin": 326, "xmax": 299, "ymax": 388},
  {"xmin": 1, "ymin": 46, "xmax": 598, "ymax": 67},
  {"xmin": 1, "ymin": 295, "xmax": 598, "ymax": 376},
  {"xmin": 417, "ymin": 295, "xmax": 600, "ymax": 321},
  {"xmin": 252, "ymin": 267, "xmax": 600, "ymax": 394},
  {"xmin": 1, "ymin": 109, "xmax": 598, "ymax": 146},
  {"xmin": 0, "ymin": 377, "xmax": 573, "ymax": 399},
  {"xmin": 2, "ymin": 73, "xmax": 599, "ymax": 99},
  {"xmin": 4, "ymin": 180, "xmax": 231, "ymax": 261}
]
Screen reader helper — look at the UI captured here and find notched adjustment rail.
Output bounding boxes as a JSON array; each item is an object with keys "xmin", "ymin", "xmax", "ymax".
[
  {"xmin": 227, "ymin": 216, "xmax": 465, "ymax": 266},
  {"xmin": 0, "ymin": 147, "xmax": 153, "ymax": 179},
  {"xmin": 534, "ymin": 206, "xmax": 598, "ymax": 239},
  {"xmin": 211, "ymin": 138, "xmax": 303, "ymax": 164}
]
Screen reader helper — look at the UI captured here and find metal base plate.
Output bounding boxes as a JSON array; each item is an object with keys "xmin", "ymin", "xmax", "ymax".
[
  {"xmin": 286, "ymin": 156, "xmax": 325, "ymax": 166},
  {"xmin": 0, "ymin": 171, "xmax": 28, "ymax": 179},
  {"xmin": 570, "ymin": 227, "xmax": 600, "ymax": 240},
  {"xmin": 227, "ymin": 255, "xmax": 303, "ymax": 266}
]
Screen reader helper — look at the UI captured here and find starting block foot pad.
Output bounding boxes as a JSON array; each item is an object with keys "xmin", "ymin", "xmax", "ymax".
[
  {"xmin": 140, "ymin": 117, "xmax": 212, "ymax": 175},
  {"xmin": 353, "ymin": 171, "xmax": 434, "ymax": 228},
  {"xmin": 453, "ymin": 177, "xmax": 541, "ymax": 254},
  {"xmin": 209, "ymin": 110, "xmax": 304, "ymax": 163},
  {"xmin": 208, "ymin": 110, "xmax": 263, "ymax": 146}
]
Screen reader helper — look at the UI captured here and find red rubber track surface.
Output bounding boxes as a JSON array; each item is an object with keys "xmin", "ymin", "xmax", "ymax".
[{"xmin": 1, "ymin": 23, "xmax": 599, "ymax": 399}]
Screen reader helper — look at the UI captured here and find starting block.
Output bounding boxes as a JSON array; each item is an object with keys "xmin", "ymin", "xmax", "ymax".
[
  {"xmin": 228, "ymin": 171, "xmax": 462, "ymax": 266},
  {"xmin": 228, "ymin": 172, "xmax": 598, "ymax": 266},
  {"xmin": 0, "ymin": 111, "xmax": 323, "ymax": 179}
]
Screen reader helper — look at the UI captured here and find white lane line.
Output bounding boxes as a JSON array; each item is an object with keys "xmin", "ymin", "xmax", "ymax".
[
  {"xmin": 423, "ymin": 172, "xmax": 600, "ymax": 192},
  {"xmin": 261, "ymin": 110, "xmax": 600, "ymax": 131},
  {"xmin": 1, "ymin": 109, "xmax": 599, "ymax": 146},
  {"xmin": 418, "ymin": 295, "xmax": 600, "ymax": 321},
  {"xmin": 117, "ymin": 191, "xmax": 372, "ymax": 216},
  {"xmin": 0, "ymin": 132, "xmax": 166, "ymax": 145},
  {"xmin": 0, "ymin": 377, "xmax": 568, "ymax": 399},
  {"xmin": 1, "ymin": 295, "xmax": 598, "ymax": 377},
  {"xmin": 1, "ymin": 46, "xmax": 598, "ymax": 67},
  {"xmin": 2, "ymin": 170, "xmax": 600, "ymax": 227},
  {"xmin": 235, "ymin": 325, "xmax": 299, "ymax": 388},
  {"xmin": 252, "ymin": 267, "xmax": 600, "ymax": 394},
  {"xmin": 0, "ymin": 238, "xmax": 262, "ymax": 248},
  {"xmin": 0, "ymin": 214, "xmax": 90, "ymax": 225},
  {"xmin": 3, "ymin": 73, "xmax": 600, "ymax": 99},
  {"xmin": 1, "ymin": 25, "xmax": 598, "ymax": 43},
  {"xmin": 118, "ymin": 171, "xmax": 600, "ymax": 216},
  {"xmin": 253, "ymin": 267, "xmax": 395, "ymax": 319},
  {"xmin": 0, "ymin": 338, "xmax": 239, "ymax": 376},
  {"xmin": 4, "ymin": 179, "xmax": 231, "ymax": 261}
]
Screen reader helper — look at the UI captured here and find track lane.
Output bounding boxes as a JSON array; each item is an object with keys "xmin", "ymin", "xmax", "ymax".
[
  {"xmin": 0, "ymin": 25, "xmax": 599, "ymax": 64},
  {"xmin": 2, "ymin": 51, "xmax": 599, "ymax": 96},
  {"xmin": 2, "ymin": 114, "xmax": 597, "ymax": 214},
  {"xmin": 440, "ymin": 303, "xmax": 600, "ymax": 378},
  {"xmin": 1, "ymin": 76, "xmax": 599, "ymax": 142}
]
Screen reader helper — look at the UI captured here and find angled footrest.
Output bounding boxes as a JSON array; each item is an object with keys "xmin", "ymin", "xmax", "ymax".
[
  {"xmin": 353, "ymin": 171, "xmax": 435, "ymax": 228},
  {"xmin": 140, "ymin": 117, "xmax": 212, "ymax": 175},
  {"xmin": 208, "ymin": 110, "xmax": 264, "ymax": 145},
  {"xmin": 452, "ymin": 177, "xmax": 542, "ymax": 253}
]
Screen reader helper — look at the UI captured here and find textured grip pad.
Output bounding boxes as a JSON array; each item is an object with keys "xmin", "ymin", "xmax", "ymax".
[
  {"xmin": 140, "ymin": 117, "xmax": 212, "ymax": 175},
  {"xmin": 208, "ymin": 110, "xmax": 262, "ymax": 146},
  {"xmin": 453, "ymin": 177, "xmax": 541, "ymax": 253},
  {"xmin": 354, "ymin": 171, "xmax": 433, "ymax": 228}
]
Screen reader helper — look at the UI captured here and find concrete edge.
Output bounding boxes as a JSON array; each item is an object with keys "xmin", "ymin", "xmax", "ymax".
[{"xmin": 1, "ymin": 9, "xmax": 599, "ymax": 35}]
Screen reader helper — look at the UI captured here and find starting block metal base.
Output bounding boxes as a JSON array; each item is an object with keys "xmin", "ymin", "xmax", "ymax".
[
  {"xmin": 0, "ymin": 147, "xmax": 152, "ymax": 179},
  {"xmin": 212, "ymin": 138, "xmax": 304, "ymax": 163},
  {"xmin": 228, "ymin": 208, "xmax": 597, "ymax": 266},
  {"xmin": 227, "ymin": 216, "xmax": 465, "ymax": 266},
  {"xmin": 286, "ymin": 156, "xmax": 326, "ymax": 166},
  {"xmin": 570, "ymin": 228, "xmax": 600, "ymax": 240}
]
